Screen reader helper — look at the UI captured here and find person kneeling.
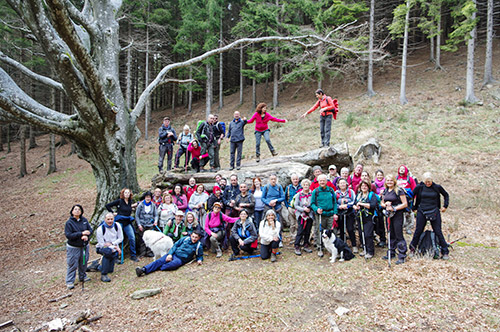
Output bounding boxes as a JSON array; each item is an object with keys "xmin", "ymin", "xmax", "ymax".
[
  {"xmin": 136, "ymin": 231, "xmax": 203, "ymax": 277},
  {"xmin": 96, "ymin": 213, "xmax": 123, "ymax": 282},
  {"xmin": 259, "ymin": 210, "xmax": 281, "ymax": 262},
  {"xmin": 229, "ymin": 209, "xmax": 258, "ymax": 260}
]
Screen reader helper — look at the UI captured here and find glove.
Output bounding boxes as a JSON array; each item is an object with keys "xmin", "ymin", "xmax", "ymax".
[{"xmin": 332, "ymin": 219, "xmax": 338, "ymax": 229}]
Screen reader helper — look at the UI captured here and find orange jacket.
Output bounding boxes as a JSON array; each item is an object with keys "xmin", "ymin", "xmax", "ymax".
[{"xmin": 306, "ymin": 96, "xmax": 339, "ymax": 119}]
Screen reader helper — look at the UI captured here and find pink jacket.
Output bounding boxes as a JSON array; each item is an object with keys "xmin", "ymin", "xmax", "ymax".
[
  {"xmin": 247, "ymin": 112, "xmax": 285, "ymax": 132},
  {"xmin": 204, "ymin": 212, "xmax": 238, "ymax": 236}
]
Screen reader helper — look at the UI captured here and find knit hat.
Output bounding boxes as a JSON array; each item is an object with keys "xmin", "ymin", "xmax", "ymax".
[{"xmin": 213, "ymin": 186, "xmax": 221, "ymax": 193}]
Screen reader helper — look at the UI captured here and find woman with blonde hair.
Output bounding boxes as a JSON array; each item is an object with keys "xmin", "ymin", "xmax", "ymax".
[
  {"xmin": 247, "ymin": 103, "xmax": 287, "ymax": 162},
  {"xmin": 157, "ymin": 193, "xmax": 178, "ymax": 232},
  {"xmin": 259, "ymin": 209, "xmax": 281, "ymax": 262},
  {"xmin": 184, "ymin": 211, "xmax": 201, "ymax": 236},
  {"xmin": 380, "ymin": 174, "xmax": 408, "ymax": 264}
]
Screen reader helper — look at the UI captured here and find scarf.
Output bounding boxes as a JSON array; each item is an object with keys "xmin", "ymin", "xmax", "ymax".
[
  {"xmin": 104, "ymin": 221, "xmax": 115, "ymax": 229},
  {"xmin": 175, "ymin": 194, "xmax": 184, "ymax": 206},
  {"xmin": 374, "ymin": 178, "xmax": 385, "ymax": 194}
]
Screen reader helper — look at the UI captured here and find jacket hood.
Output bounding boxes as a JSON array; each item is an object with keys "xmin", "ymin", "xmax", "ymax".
[{"xmin": 398, "ymin": 165, "xmax": 409, "ymax": 178}]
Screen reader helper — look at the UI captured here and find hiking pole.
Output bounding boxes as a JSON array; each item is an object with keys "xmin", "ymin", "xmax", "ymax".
[
  {"xmin": 155, "ymin": 225, "xmax": 162, "ymax": 233},
  {"xmin": 448, "ymin": 235, "xmax": 467, "ymax": 250},
  {"xmin": 318, "ymin": 214, "xmax": 323, "ymax": 257},
  {"xmin": 386, "ymin": 214, "xmax": 391, "ymax": 268},
  {"xmin": 120, "ymin": 241, "xmax": 124, "ymax": 264},
  {"xmin": 82, "ymin": 241, "xmax": 88, "ymax": 292},
  {"xmin": 343, "ymin": 213, "xmax": 347, "ymax": 244},
  {"xmin": 359, "ymin": 210, "xmax": 367, "ymax": 260}
]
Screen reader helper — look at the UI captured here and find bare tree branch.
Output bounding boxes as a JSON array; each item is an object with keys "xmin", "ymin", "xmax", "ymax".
[
  {"xmin": 121, "ymin": 40, "xmax": 134, "ymax": 52},
  {"xmin": 160, "ymin": 79, "xmax": 196, "ymax": 86},
  {"xmin": 0, "ymin": 51, "xmax": 64, "ymax": 91},
  {"xmin": 62, "ymin": 0, "xmax": 98, "ymax": 38}
]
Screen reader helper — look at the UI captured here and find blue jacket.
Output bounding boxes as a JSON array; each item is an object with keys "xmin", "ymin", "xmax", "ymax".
[
  {"xmin": 227, "ymin": 118, "xmax": 247, "ymax": 142},
  {"xmin": 168, "ymin": 236, "xmax": 204, "ymax": 263},
  {"xmin": 285, "ymin": 184, "xmax": 302, "ymax": 208},
  {"xmin": 262, "ymin": 183, "xmax": 286, "ymax": 209},
  {"xmin": 159, "ymin": 125, "xmax": 177, "ymax": 145}
]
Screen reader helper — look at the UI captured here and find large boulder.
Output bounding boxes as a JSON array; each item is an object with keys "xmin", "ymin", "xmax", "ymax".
[
  {"xmin": 353, "ymin": 138, "xmax": 381, "ymax": 164},
  {"xmin": 151, "ymin": 142, "xmax": 353, "ymax": 190}
]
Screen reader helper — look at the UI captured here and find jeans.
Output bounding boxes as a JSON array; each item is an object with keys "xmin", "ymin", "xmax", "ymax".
[
  {"xmin": 66, "ymin": 244, "xmax": 89, "ymax": 285},
  {"xmin": 158, "ymin": 143, "xmax": 173, "ymax": 171},
  {"xmin": 144, "ymin": 254, "xmax": 184, "ymax": 274},
  {"xmin": 229, "ymin": 141, "xmax": 244, "ymax": 168},
  {"xmin": 320, "ymin": 114, "xmax": 333, "ymax": 146},
  {"xmin": 254, "ymin": 210, "xmax": 263, "ymax": 233},
  {"xmin": 120, "ymin": 222, "xmax": 137, "ymax": 258},
  {"xmin": 255, "ymin": 130, "xmax": 274, "ymax": 156},
  {"xmin": 97, "ymin": 247, "xmax": 118, "ymax": 275},
  {"xmin": 409, "ymin": 210, "xmax": 449, "ymax": 255}
]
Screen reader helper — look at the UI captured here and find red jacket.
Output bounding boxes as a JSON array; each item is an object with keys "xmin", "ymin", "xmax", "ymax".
[
  {"xmin": 247, "ymin": 112, "xmax": 285, "ymax": 132},
  {"xmin": 310, "ymin": 177, "xmax": 336, "ymax": 192},
  {"xmin": 396, "ymin": 165, "xmax": 416, "ymax": 191},
  {"xmin": 306, "ymin": 96, "xmax": 339, "ymax": 119}
]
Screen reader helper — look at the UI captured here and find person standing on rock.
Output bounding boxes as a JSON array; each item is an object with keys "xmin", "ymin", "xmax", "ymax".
[
  {"xmin": 301, "ymin": 89, "xmax": 338, "ymax": 148},
  {"xmin": 226, "ymin": 111, "xmax": 247, "ymax": 171},
  {"xmin": 158, "ymin": 117, "xmax": 178, "ymax": 172},
  {"xmin": 247, "ymin": 103, "xmax": 287, "ymax": 162},
  {"xmin": 196, "ymin": 114, "xmax": 217, "ymax": 172}
]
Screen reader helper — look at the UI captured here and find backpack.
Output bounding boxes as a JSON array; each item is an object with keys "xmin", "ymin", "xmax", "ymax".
[
  {"xmin": 196, "ymin": 120, "xmax": 207, "ymax": 140},
  {"xmin": 101, "ymin": 222, "xmax": 118, "ymax": 236},
  {"xmin": 368, "ymin": 191, "xmax": 382, "ymax": 217},
  {"xmin": 417, "ymin": 230, "xmax": 440, "ymax": 259},
  {"xmin": 217, "ymin": 122, "xmax": 226, "ymax": 136}
]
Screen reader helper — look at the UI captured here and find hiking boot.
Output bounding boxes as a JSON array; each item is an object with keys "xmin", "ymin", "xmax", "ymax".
[
  {"xmin": 382, "ymin": 255, "xmax": 395, "ymax": 261},
  {"xmin": 80, "ymin": 276, "xmax": 91, "ymax": 283},
  {"xmin": 441, "ymin": 254, "xmax": 450, "ymax": 260},
  {"xmin": 86, "ymin": 259, "xmax": 100, "ymax": 272},
  {"xmin": 409, "ymin": 248, "xmax": 416, "ymax": 258},
  {"xmin": 377, "ymin": 241, "xmax": 386, "ymax": 248},
  {"xmin": 303, "ymin": 245, "xmax": 313, "ymax": 253},
  {"xmin": 359, "ymin": 250, "xmax": 366, "ymax": 256},
  {"xmin": 294, "ymin": 246, "xmax": 302, "ymax": 256},
  {"xmin": 279, "ymin": 241, "xmax": 283, "ymax": 248},
  {"xmin": 364, "ymin": 253, "xmax": 373, "ymax": 259},
  {"xmin": 135, "ymin": 267, "xmax": 145, "ymax": 277},
  {"xmin": 236, "ymin": 167, "xmax": 241, "ymax": 170},
  {"xmin": 66, "ymin": 283, "xmax": 75, "ymax": 290},
  {"xmin": 352, "ymin": 246, "xmax": 359, "ymax": 254},
  {"xmin": 271, "ymin": 253, "xmax": 277, "ymax": 262},
  {"xmin": 146, "ymin": 252, "xmax": 154, "ymax": 258},
  {"xmin": 229, "ymin": 253, "xmax": 238, "ymax": 261},
  {"xmin": 406, "ymin": 229, "xmax": 413, "ymax": 235},
  {"xmin": 318, "ymin": 250, "xmax": 324, "ymax": 258},
  {"xmin": 229, "ymin": 167, "xmax": 234, "ymax": 171},
  {"xmin": 271, "ymin": 150, "xmax": 278, "ymax": 156},
  {"xmin": 100, "ymin": 274, "xmax": 111, "ymax": 282},
  {"xmin": 395, "ymin": 258, "xmax": 405, "ymax": 265},
  {"xmin": 216, "ymin": 248, "xmax": 223, "ymax": 258},
  {"xmin": 131, "ymin": 256, "xmax": 139, "ymax": 262},
  {"xmin": 256, "ymin": 155, "xmax": 260, "ymax": 162}
]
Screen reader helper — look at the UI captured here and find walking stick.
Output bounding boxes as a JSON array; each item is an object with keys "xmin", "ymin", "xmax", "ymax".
[
  {"xmin": 155, "ymin": 225, "xmax": 162, "ymax": 233},
  {"xmin": 359, "ymin": 210, "xmax": 367, "ymax": 260},
  {"xmin": 318, "ymin": 214, "xmax": 323, "ymax": 256},
  {"xmin": 82, "ymin": 241, "xmax": 88, "ymax": 291},
  {"xmin": 343, "ymin": 213, "xmax": 347, "ymax": 244},
  {"xmin": 120, "ymin": 241, "xmax": 124, "ymax": 264},
  {"xmin": 385, "ymin": 212, "xmax": 392, "ymax": 268}
]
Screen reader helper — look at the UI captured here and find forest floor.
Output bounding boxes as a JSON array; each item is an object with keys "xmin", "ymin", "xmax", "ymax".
[{"xmin": 0, "ymin": 43, "xmax": 500, "ymax": 332}]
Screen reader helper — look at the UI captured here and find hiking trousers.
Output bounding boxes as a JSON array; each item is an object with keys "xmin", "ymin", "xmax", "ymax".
[
  {"xmin": 320, "ymin": 114, "xmax": 333, "ymax": 146},
  {"xmin": 387, "ymin": 211, "xmax": 407, "ymax": 260},
  {"xmin": 229, "ymin": 140, "xmax": 244, "ymax": 168},
  {"xmin": 158, "ymin": 143, "xmax": 173, "ymax": 171},
  {"xmin": 144, "ymin": 254, "xmax": 184, "ymax": 274},
  {"xmin": 409, "ymin": 210, "xmax": 449, "ymax": 255},
  {"xmin": 66, "ymin": 244, "xmax": 89, "ymax": 285}
]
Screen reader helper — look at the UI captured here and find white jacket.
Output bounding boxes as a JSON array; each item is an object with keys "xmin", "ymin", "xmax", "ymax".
[{"xmin": 259, "ymin": 220, "xmax": 281, "ymax": 245}]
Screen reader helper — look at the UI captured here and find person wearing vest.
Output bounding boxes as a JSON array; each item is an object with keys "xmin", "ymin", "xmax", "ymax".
[
  {"xmin": 95, "ymin": 213, "xmax": 123, "ymax": 282},
  {"xmin": 301, "ymin": 89, "xmax": 339, "ymax": 148},
  {"xmin": 158, "ymin": 117, "xmax": 178, "ymax": 172}
]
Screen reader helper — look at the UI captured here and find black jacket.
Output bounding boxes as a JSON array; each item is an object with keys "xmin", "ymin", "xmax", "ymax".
[
  {"xmin": 65, "ymin": 216, "xmax": 93, "ymax": 247},
  {"xmin": 158, "ymin": 125, "xmax": 178, "ymax": 145},
  {"xmin": 413, "ymin": 182, "xmax": 449, "ymax": 211}
]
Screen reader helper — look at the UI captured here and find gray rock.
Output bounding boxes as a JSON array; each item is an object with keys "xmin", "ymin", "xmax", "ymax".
[
  {"xmin": 353, "ymin": 138, "xmax": 381, "ymax": 164},
  {"xmin": 130, "ymin": 288, "xmax": 162, "ymax": 300}
]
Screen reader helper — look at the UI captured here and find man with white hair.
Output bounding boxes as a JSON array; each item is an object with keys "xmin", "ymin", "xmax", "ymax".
[
  {"xmin": 226, "ymin": 111, "xmax": 247, "ymax": 171},
  {"xmin": 95, "ymin": 213, "xmax": 123, "ymax": 282}
]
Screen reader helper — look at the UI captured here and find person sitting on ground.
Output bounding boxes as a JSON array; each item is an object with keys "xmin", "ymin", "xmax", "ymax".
[
  {"xmin": 214, "ymin": 173, "xmax": 223, "ymax": 187},
  {"xmin": 219, "ymin": 177, "xmax": 227, "ymax": 192},
  {"xmin": 223, "ymin": 174, "xmax": 241, "ymax": 217},
  {"xmin": 285, "ymin": 173, "xmax": 302, "ymax": 243},
  {"xmin": 105, "ymin": 188, "xmax": 139, "ymax": 262},
  {"xmin": 185, "ymin": 211, "xmax": 202, "ymax": 236},
  {"xmin": 188, "ymin": 184, "xmax": 209, "ymax": 228},
  {"xmin": 152, "ymin": 187, "xmax": 163, "ymax": 207},
  {"xmin": 310, "ymin": 165, "xmax": 336, "ymax": 191},
  {"xmin": 135, "ymin": 191, "xmax": 158, "ymax": 257},
  {"xmin": 396, "ymin": 164, "xmax": 417, "ymax": 235},
  {"xmin": 327, "ymin": 165, "xmax": 340, "ymax": 187},
  {"xmin": 380, "ymin": 174, "xmax": 408, "ymax": 265},
  {"xmin": 157, "ymin": 193, "xmax": 178, "ymax": 232},
  {"xmin": 207, "ymin": 185, "xmax": 224, "ymax": 212},
  {"xmin": 310, "ymin": 174, "xmax": 339, "ymax": 257},
  {"xmin": 353, "ymin": 181, "xmax": 377, "ymax": 259},
  {"xmin": 229, "ymin": 209, "xmax": 258, "ymax": 260},
  {"xmin": 336, "ymin": 178, "xmax": 358, "ymax": 253},
  {"xmin": 259, "ymin": 209, "xmax": 281, "ymax": 262},
  {"xmin": 184, "ymin": 177, "xmax": 197, "ymax": 202},
  {"xmin": 135, "ymin": 231, "xmax": 203, "ymax": 277},
  {"xmin": 204, "ymin": 202, "xmax": 239, "ymax": 258},
  {"xmin": 65, "ymin": 204, "xmax": 93, "ymax": 290},
  {"xmin": 409, "ymin": 172, "xmax": 450, "ymax": 260},
  {"xmin": 293, "ymin": 179, "xmax": 314, "ymax": 256},
  {"xmin": 164, "ymin": 210, "xmax": 186, "ymax": 243},
  {"xmin": 234, "ymin": 183, "xmax": 255, "ymax": 218},
  {"xmin": 348, "ymin": 163, "xmax": 364, "ymax": 191},
  {"xmin": 175, "ymin": 124, "xmax": 193, "ymax": 170},
  {"xmin": 246, "ymin": 102, "xmax": 287, "ymax": 161},
  {"xmin": 172, "ymin": 184, "xmax": 188, "ymax": 213},
  {"xmin": 251, "ymin": 177, "xmax": 265, "ymax": 232},
  {"xmin": 95, "ymin": 213, "xmax": 123, "ymax": 282},
  {"xmin": 226, "ymin": 111, "xmax": 248, "ymax": 170}
]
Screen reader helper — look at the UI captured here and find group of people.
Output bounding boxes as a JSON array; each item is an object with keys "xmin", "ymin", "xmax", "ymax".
[
  {"xmin": 64, "ymin": 162, "xmax": 450, "ymax": 286},
  {"xmin": 157, "ymin": 89, "xmax": 339, "ymax": 173}
]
